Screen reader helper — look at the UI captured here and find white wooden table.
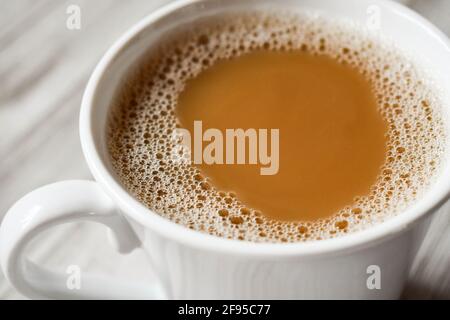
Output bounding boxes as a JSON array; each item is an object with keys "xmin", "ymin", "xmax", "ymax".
[{"xmin": 0, "ymin": 0, "xmax": 449, "ymax": 299}]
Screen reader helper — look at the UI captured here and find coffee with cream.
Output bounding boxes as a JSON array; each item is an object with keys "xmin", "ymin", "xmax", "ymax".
[{"xmin": 107, "ymin": 11, "xmax": 446, "ymax": 242}]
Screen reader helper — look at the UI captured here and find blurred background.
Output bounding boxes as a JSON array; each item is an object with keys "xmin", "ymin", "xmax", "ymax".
[{"xmin": 0, "ymin": 0, "xmax": 449, "ymax": 299}]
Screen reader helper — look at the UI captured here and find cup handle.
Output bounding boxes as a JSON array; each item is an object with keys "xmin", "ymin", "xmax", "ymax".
[{"xmin": 0, "ymin": 180, "xmax": 165, "ymax": 299}]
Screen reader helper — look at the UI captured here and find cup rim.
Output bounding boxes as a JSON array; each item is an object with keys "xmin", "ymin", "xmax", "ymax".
[{"xmin": 80, "ymin": 0, "xmax": 450, "ymax": 257}]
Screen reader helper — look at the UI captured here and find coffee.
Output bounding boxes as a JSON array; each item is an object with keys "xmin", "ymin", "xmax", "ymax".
[
  {"xmin": 107, "ymin": 11, "xmax": 445, "ymax": 242},
  {"xmin": 177, "ymin": 50, "xmax": 386, "ymax": 222}
]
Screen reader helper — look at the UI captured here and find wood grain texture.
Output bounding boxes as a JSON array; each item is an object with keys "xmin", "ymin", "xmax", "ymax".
[{"xmin": 0, "ymin": 0, "xmax": 448, "ymax": 299}]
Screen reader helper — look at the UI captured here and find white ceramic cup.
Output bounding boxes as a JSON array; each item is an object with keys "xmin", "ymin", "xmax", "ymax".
[{"xmin": 1, "ymin": 0, "xmax": 450, "ymax": 300}]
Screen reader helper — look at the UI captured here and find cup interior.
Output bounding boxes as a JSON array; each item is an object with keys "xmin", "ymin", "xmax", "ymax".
[{"xmin": 80, "ymin": 0, "xmax": 450, "ymax": 254}]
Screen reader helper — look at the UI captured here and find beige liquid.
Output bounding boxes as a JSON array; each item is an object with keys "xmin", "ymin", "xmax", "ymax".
[
  {"xmin": 177, "ymin": 50, "xmax": 387, "ymax": 222},
  {"xmin": 107, "ymin": 12, "xmax": 445, "ymax": 242}
]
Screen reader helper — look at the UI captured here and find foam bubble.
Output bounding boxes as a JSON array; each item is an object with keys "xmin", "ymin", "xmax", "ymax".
[{"xmin": 107, "ymin": 11, "xmax": 446, "ymax": 243}]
